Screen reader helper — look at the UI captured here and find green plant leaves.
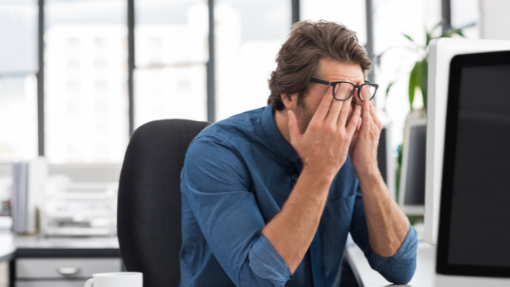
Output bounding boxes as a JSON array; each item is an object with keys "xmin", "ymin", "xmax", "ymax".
[
  {"xmin": 403, "ymin": 33, "xmax": 414, "ymax": 42},
  {"xmin": 393, "ymin": 21, "xmax": 475, "ymax": 212},
  {"xmin": 420, "ymin": 58, "xmax": 428, "ymax": 110},
  {"xmin": 440, "ymin": 23, "xmax": 475, "ymax": 38},
  {"xmin": 408, "ymin": 61, "xmax": 420, "ymax": 111},
  {"xmin": 426, "ymin": 21, "xmax": 443, "ymax": 47},
  {"xmin": 408, "ymin": 59, "xmax": 428, "ymax": 111}
]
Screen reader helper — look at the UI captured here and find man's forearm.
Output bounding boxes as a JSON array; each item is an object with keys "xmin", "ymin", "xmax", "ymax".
[
  {"xmin": 261, "ymin": 166, "xmax": 332, "ymax": 274},
  {"xmin": 357, "ymin": 170, "xmax": 409, "ymax": 257}
]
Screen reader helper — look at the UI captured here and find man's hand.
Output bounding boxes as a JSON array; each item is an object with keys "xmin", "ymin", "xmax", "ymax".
[
  {"xmin": 288, "ymin": 85, "xmax": 361, "ymax": 180},
  {"xmin": 347, "ymin": 84, "xmax": 410, "ymax": 259},
  {"xmin": 263, "ymin": 85, "xmax": 361, "ymax": 273},
  {"xmin": 349, "ymin": 81, "xmax": 383, "ymax": 176}
]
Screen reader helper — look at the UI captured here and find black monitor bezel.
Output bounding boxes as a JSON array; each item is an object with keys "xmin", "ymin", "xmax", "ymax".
[{"xmin": 436, "ymin": 50, "xmax": 510, "ymax": 277}]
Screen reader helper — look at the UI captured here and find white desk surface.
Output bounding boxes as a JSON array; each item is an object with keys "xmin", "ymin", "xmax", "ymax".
[
  {"xmin": 345, "ymin": 241, "xmax": 510, "ymax": 287},
  {"xmin": 345, "ymin": 241, "xmax": 436, "ymax": 287},
  {"xmin": 0, "ymin": 232, "xmax": 119, "ymax": 263}
]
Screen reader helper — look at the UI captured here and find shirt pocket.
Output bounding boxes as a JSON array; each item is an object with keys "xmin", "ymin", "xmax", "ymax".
[{"xmin": 323, "ymin": 194, "xmax": 356, "ymax": 250}]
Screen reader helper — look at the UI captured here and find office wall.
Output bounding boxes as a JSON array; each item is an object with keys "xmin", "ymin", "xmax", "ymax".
[{"xmin": 480, "ymin": 0, "xmax": 510, "ymax": 39}]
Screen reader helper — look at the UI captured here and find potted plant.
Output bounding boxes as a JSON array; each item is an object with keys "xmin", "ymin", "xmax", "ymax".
[{"xmin": 377, "ymin": 21, "xmax": 474, "ymax": 222}]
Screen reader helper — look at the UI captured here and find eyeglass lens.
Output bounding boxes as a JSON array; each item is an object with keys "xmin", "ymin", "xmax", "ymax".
[
  {"xmin": 359, "ymin": 84, "xmax": 377, "ymax": 101},
  {"xmin": 333, "ymin": 83, "xmax": 354, "ymax": 100}
]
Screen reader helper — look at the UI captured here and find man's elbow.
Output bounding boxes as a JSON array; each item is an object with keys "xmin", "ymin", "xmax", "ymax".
[{"xmin": 384, "ymin": 258, "xmax": 416, "ymax": 285}]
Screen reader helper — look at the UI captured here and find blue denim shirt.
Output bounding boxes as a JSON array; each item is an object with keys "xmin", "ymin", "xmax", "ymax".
[{"xmin": 179, "ymin": 104, "xmax": 418, "ymax": 287}]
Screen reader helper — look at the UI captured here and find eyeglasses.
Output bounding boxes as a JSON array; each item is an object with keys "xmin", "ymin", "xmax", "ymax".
[{"xmin": 310, "ymin": 78, "xmax": 379, "ymax": 101}]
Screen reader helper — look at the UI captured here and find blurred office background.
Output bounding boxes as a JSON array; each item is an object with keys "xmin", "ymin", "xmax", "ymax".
[
  {"xmin": 0, "ymin": 0, "xmax": 482, "ymax": 166},
  {"xmin": 0, "ymin": 0, "xmax": 497, "ymax": 285}
]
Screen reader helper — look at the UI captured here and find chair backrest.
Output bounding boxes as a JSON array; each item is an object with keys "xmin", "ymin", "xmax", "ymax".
[{"xmin": 117, "ymin": 119, "xmax": 209, "ymax": 287}]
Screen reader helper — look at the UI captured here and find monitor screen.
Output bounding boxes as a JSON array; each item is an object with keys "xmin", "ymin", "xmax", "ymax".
[
  {"xmin": 403, "ymin": 124, "xmax": 426, "ymax": 206},
  {"xmin": 447, "ymin": 63, "xmax": 510, "ymax": 268},
  {"xmin": 437, "ymin": 50, "xmax": 510, "ymax": 277}
]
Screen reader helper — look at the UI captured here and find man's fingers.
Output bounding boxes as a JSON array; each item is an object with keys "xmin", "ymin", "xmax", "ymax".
[
  {"xmin": 288, "ymin": 110, "xmax": 301, "ymax": 140},
  {"xmin": 359, "ymin": 83, "xmax": 372, "ymax": 102},
  {"xmin": 346, "ymin": 105, "xmax": 362, "ymax": 136},
  {"xmin": 325, "ymin": 89, "xmax": 346, "ymax": 126},
  {"xmin": 360, "ymin": 98, "xmax": 372, "ymax": 133},
  {"xmin": 311, "ymin": 86, "xmax": 334, "ymax": 123},
  {"xmin": 337, "ymin": 93, "xmax": 353, "ymax": 127},
  {"xmin": 369, "ymin": 100, "xmax": 383, "ymax": 129}
]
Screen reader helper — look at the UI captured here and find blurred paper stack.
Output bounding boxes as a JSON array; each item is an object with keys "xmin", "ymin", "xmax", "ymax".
[{"xmin": 10, "ymin": 157, "xmax": 48, "ymax": 234}]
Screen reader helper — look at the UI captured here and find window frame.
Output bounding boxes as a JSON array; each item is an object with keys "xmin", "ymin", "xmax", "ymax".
[{"xmin": 33, "ymin": 0, "xmax": 391, "ymax": 159}]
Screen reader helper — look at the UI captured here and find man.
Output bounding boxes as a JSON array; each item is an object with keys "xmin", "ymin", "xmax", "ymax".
[{"xmin": 179, "ymin": 20, "xmax": 417, "ymax": 287}]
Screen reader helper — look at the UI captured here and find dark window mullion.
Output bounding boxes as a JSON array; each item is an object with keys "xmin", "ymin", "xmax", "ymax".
[
  {"xmin": 128, "ymin": 0, "xmax": 135, "ymax": 135},
  {"xmin": 37, "ymin": 0, "xmax": 45, "ymax": 156},
  {"xmin": 442, "ymin": 0, "xmax": 451, "ymax": 34},
  {"xmin": 365, "ymin": 0, "xmax": 375, "ymax": 82},
  {"xmin": 207, "ymin": 0, "xmax": 215, "ymax": 123},
  {"xmin": 291, "ymin": 0, "xmax": 300, "ymax": 25}
]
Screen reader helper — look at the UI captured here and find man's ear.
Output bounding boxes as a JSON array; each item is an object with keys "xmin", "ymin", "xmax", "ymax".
[{"xmin": 281, "ymin": 93, "xmax": 298, "ymax": 110}]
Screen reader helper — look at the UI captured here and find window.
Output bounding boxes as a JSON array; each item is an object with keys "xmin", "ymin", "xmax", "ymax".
[
  {"xmin": 134, "ymin": 0, "xmax": 208, "ymax": 128},
  {"xmin": 301, "ymin": 0, "xmax": 367, "ymax": 46},
  {"xmin": 452, "ymin": 0, "xmax": 479, "ymax": 39},
  {"xmin": 0, "ymin": 0, "xmax": 38, "ymax": 161},
  {"xmin": 215, "ymin": 0, "xmax": 291, "ymax": 121},
  {"xmin": 1, "ymin": 0, "xmax": 394, "ymax": 167},
  {"xmin": 373, "ymin": 0, "xmax": 441, "ymax": 151},
  {"xmin": 45, "ymin": 0, "xmax": 128, "ymax": 164}
]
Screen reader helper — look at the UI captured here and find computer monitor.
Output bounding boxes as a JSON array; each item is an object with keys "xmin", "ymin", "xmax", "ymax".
[
  {"xmin": 378, "ymin": 123, "xmax": 395, "ymax": 199},
  {"xmin": 399, "ymin": 115, "xmax": 426, "ymax": 215},
  {"xmin": 424, "ymin": 38, "xmax": 510, "ymax": 245},
  {"xmin": 436, "ymin": 50, "xmax": 510, "ymax": 282}
]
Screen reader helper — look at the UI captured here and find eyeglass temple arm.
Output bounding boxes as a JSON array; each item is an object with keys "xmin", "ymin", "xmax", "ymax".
[{"xmin": 310, "ymin": 78, "xmax": 331, "ymax": 85}]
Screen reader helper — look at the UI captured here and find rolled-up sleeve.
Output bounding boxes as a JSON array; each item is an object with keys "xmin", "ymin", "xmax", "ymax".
[
  {"xmin": 181, "ymin": 136, "xmax": 292, "ymax": 287},
  {"xmin": 349, "ymin": 185, "xmax": 418, "ymax": 284},
  {"xmin": 249, "ymin": 235, "xmax": 293, "ymax": 284}
]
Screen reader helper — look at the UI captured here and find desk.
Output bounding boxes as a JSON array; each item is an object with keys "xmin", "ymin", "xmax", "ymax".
[
  {"xmin": 345, "ymin": 241, "xmax": 510, "ymax": 287},
  {"xmin": 0, "ymin": 233, "xmax": 121, "ymax": 287},
  {"xmin": 14, "ymin": 235, "xmax": 120, "ymax": 258}
]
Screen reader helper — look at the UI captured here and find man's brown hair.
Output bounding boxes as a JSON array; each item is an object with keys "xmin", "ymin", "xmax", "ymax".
[{"xmin": 267, "ymin": 20, "xmax": 371, "ymax": 111}]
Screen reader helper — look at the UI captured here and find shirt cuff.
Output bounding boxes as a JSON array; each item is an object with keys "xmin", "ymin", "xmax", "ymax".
[
  {"xmin": 367, "ymin": 223, "xmax": 418, "ymax": 283},
  {"xmin": 249, "ymin": 234, "xmax": 293, "ymax": 286}
]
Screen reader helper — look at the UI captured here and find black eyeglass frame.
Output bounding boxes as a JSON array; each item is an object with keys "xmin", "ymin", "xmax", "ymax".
[{"xmin": 310, "ymin": 78, "xmax": 379, "ymax": 101}]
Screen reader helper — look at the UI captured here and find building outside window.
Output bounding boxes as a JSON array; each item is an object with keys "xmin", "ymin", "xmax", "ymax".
[
  {"xmin": 134, "ymin": 0, "xmax": 208, "ymax": 128},
  {"xmin": 0, "ymin": 0, "xmax": 38, "ymax": 162},
  {"xmin": 45, "ymin": 0, "xmax": 128, "ymax": 164}
]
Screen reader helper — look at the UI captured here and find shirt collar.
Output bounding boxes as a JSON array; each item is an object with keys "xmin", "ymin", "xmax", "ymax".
[{"xmin": 261, "ymin": 104, "xmax": 302, "ymax": 165}]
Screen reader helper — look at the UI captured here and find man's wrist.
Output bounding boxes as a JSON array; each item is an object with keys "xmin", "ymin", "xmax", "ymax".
[
  {"xmin": 301, "ymin": 164, "xmax": 337, "ymax": 186},
  {"xmin": 355, "ymin": 165, "xmax": 382, "ymax": 182}
]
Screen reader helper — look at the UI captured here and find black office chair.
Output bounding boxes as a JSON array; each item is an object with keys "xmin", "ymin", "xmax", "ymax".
[{"xmin": 117, "ymin": 119, "xmax": 210, "ymax": 287}]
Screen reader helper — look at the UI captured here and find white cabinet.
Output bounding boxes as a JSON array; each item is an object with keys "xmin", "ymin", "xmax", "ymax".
[{"xmin": 14, "ymin": 258, "xmax": 122, "ymax": 287}]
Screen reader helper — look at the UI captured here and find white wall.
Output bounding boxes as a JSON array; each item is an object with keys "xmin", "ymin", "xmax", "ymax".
[{"xmin": 480, "ymin": 0, "xmax": 510, "ymax": 39}]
